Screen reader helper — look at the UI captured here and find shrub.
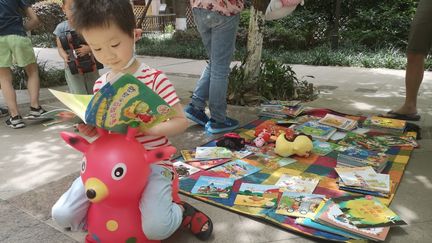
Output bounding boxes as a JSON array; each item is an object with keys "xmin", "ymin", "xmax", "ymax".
[
  {"xmin": 31, "ymin": 0, "xmax": 65, "ymax": 35},
  {"xmin": 12, "ymin": 59, "xmax": 66, "ymax": 90}
]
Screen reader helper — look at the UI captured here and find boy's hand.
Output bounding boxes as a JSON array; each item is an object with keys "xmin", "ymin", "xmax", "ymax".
[
  {"xmin": 76, "ymin": 45, "xmax": 91, "ymax": 57},
  {"xmin": 76, "ymin": 123, "xmax": 98, "ymax": 137}
]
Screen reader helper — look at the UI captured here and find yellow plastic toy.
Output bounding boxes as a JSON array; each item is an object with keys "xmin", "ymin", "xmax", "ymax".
[{"xmin": 274, "ymin": 133, "xmax": 313, "ymax": 157}]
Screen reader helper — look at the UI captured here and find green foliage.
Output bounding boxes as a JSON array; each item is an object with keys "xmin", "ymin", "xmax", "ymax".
[
  {"xmin": 30, "ymin": 33, "xmax": 56, "ymax": 48},
  {"xmin": 31, "ymin": 0, "xmax": 65, "ymax": 35},
  {"xmin": 227, "ymin": 59, "xmax": 318, "ymax": 106},
  {"xmin": 12, "ymin": 60, "xmax": 66, "ymax": 90}
]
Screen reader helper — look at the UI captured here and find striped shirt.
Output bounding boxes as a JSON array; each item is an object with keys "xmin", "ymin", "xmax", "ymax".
[
  {"xmin": 190, "ymin": 0, "xmax": 244, "ymax": 16},
  {"xmin": 93, "ymin": 63, "xmax": 180, "ymax": 150}
]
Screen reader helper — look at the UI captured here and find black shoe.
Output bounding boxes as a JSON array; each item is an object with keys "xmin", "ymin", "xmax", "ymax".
[
  {"xmin": 0, "ymin": 107, "xmax": 8, "ymax": 118},
  {"xmin": 25, "ymin": 106, "xmax": 47, "ymax": 119},
  {"xmin": 184, "ymin": 104, "xmax": 209, "ymax": 126},
  {"xmin": 5, "ymin": 115, "xmax": 25, "ymax": 129}
]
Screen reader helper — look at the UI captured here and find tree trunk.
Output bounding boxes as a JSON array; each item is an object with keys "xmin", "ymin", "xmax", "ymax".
[{"xmin": 244, "ymin": 5, "xmax": 265, "ymax": 85}]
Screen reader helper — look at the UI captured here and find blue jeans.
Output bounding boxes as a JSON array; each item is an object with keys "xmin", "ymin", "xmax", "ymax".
[{"xmin": 191, "ymin": 8, "xmax": 240, "ymax": 123}]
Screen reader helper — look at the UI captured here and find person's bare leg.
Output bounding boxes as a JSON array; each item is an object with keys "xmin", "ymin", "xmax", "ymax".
[
  {"xmin": 0, "ymin": 67, "xmax": 19, "ymax": 117},
  {"xmin": 24, "ymin": 62, "xmax": 40, "ymax": 108},
  {"xmin": 392, "ymin": 52, "xmax": 425, "ymax": 115}
]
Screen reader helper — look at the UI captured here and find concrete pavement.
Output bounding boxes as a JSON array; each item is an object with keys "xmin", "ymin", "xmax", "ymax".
[{"xmin": 0, "ymin": 48, "xmax": 431, "ymax": 242}]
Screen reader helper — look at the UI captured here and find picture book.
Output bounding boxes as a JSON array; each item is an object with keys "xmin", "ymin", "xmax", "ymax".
[
  {"xmin": 38, "ymin": 108, "xmax": 84, "ymax": 126},
  {"xmin": 180, "ymin": 149, "xmax": 199, "ymax": 162},
  {"xmin": 312, "ymin": 140, "xmax": 340, "ymax": 156},
  {"xmin": 50, "ymin": 73, "xmax": 176, "ymax": 134},
  {"xmin": 315, "ymin": 200, "xmax": 390, "ymax": 241},
  {"xmin": 209, "ymin": 159, "xmax": 261, "ymax": 179},
  {"xmin": 85, "ymin": 73, "xmax": 176, "ymax": 133},
  {"xmin": 335, "ymin": 146, "xmax": 389, "ymax": 173},
  {"xmin": 338, "ymin": 132, "xmax": 389, "ymax": 153},
  {"xmin": 335, "ymin": 166, "xmax": 390, "ymax": 194},
  {"xmin": 261, "ymin": 100, "xmax": 301, "ymax": 107},
  {"xmin": 260, "ymin": 104, "xmax": 305, "ymax": 118},
  {"xmin": 195, "ymin": 147, "xmax": 233, "ymax": 160},
  {"xmin": 318, "ymin": 113, "xmax": 358, "ymax": 131},
  {"xmin": 275, "ymin": 174, "xmax": 320, "ymax": 193},
  {"xmin": 294, "ymin": 121, "xmax": 337, "ymax": 141},
  {"xmin": 173, "ymin": 161, "xmax": 200, "ymax": 179},
  {"xmin": 362, "ymin": 116, "xmax": 406, "ymax": 135},
  {"xmin": 295, "ymin": 218, "xmax": 363, "ymax": 240},
  {"xmin": 254, "ymin": 120, "xmax": 295, "ymax": 138},
  {"xmin": 245, "ymin": 153, "xmax": 297, "ymax": 170},
  {"xmin": 234, "ymin": 183, "xmax": 280, "ymax": 208},
  {"xmin": 187, "ymin": 158, "xmax": 230, "ymax": 170},
  {"xmin": 275, "ymin": 192, "xmax": 325, "ymax": 219},
  {"xmin": 333, "ymin": 195, "xmax": 407, "ymax": 228},
  {"xmin": 373, "ymin": 135, "xmax": 418, "ymax": 148},
  {"xmin": 190, "ymin": 176, "xmax": 235, "ymax": 198}
]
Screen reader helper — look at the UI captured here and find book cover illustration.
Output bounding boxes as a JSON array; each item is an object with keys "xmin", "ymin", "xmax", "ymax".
[
  {"xmin": 315, "ymin": 200, "xmax": 390, "ymax": 241},
  {"xmin": 338, "ymin": 132, "xmax": 389, "ymax": 153},
  {"xmin": 234, "ymin": 183, "xmax": 280, "ymax": 208},
  {"xmin": 173, "ymin": 161, "xmax": 200, "ymax": 179},
  {"xmin": 85, "ymin": 73, "xmax": 176, "ymax": 133},
  {"xmin": 333, "ymin": 195, "xmax": 407, "ymax": 228},
  {"xmin": 294, "ymin": 121, "xmax": 337, "ymax": 141},
  {"xmin": 261, "ymin": 100, "xmax": 301, "ymax": 107},
  {"xmin": 363, "ymin": 116, "xmax": 406, "ymax": 130},
  {"xmin": 275, "ymin": 174, "xmax": 320, "ymax": 193},
  {"xmin": 260, "ymin": 104, "xmax": 305, "ymax": 118},
  {"xmin": 336, "ymin": 146, "xmax": 389, "ymax": 170},
  {"xmin": 195, "ymin": 147, "xmax": 233, "ymax": 160},
  {"xmin": 295, "ymin": 217, "xmax": 363, "ymax": 240},
  {"xmin": 373, "ymin": 135, "xmax": 418, "ymax": 148},
  {"xmin": 335, "ymin": 166, "xmax": 390, "ymax": 194},
  {"xmin": 318, "ymin": 113, "xmax": 358, "ymax": 131},
  {"xmin": 190, "ymin": 176, "xmax": 235, "ymax": 198},
  {"xmin": 49, "ymin": 89, "xmax": 93, "ymax": 122},
  {"xmin": 187, "ymin": 158, "xmax": 231, "ymax": 170},
  {"xmin": 209, "ymin": 159, "xmax": 261, "ymax": 179},
  {"xmin": 312, "ymin": 140, "xmax": 340, "ymax": 156},
  {"xmin": 246, "ymin": 153, "xmax": 297, "ymax": 170},
  {"xmin": 275, "ymin": 192, "xmax": 325, "ymax": 219}
]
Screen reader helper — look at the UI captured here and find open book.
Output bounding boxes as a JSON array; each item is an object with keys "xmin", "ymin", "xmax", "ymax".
[{"xmin": 49, "ymin": 73, "xmax": 176, "ymax": 133}]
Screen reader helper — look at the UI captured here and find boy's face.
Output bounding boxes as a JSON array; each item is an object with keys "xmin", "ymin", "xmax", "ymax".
[
  {"xmin": 62, "ymin": 0, "xmax": 73, "ymax": 23},
  {"xmin": 81, "ymin": 22, "xmax": 134, "ymax": 73}
]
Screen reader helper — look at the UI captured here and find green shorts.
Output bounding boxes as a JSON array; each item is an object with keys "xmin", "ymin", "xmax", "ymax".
[
  {"xmin": 0, "ymin": 35, "xmax": 36, "ymax": 68},
  {"xmin": 407, "ymin": 0, "xmax": 432, "ymax": 55}
]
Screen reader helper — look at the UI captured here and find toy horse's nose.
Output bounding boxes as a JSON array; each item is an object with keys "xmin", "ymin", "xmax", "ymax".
[{"xmin": 86, "ymin": 189, "xmax": 96, "ymax": 199}]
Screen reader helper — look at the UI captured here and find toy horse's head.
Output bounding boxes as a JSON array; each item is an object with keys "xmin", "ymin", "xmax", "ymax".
[{"xmin": 60, "ymin": 127, "xmax": 176, "ymax": 205}]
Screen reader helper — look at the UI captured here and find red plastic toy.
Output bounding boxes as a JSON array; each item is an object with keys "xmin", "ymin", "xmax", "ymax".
[{"xmin": 61, "ymin": 126, "xmax": 177, "ymax": 243}]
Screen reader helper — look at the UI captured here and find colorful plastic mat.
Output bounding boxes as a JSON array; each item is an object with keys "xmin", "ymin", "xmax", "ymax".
[{"xmin": 178, "ymin": 109, "xmax": 414, "ymax": 242}]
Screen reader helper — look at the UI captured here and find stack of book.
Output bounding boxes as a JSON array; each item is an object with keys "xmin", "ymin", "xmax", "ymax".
[
  {"xmin": 335, "ymin": 146, "xmax": 389, "ymax": 173},
  {"xmin": 318, "ymin": 113, "xmax": 358, "ymax": 131},
  {"xmin": 259, "ymin": 100, "xmax": 305, "ymax": 118},
  {"xmin": 362, "ymin": 116, "xmax": 407, "ymax": 135},
  {"xmin": 335, "ymin": 166, "xmax": 391, "ymax": 197},
  {"xmin": 294, "ymin": 121, "xmax": 337, "ymax": 141}
]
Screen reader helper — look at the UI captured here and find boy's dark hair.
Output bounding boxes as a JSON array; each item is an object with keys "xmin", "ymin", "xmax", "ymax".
[{"xmin": 72, "ymin": 0, "xmax": 135, "ymax": 37}]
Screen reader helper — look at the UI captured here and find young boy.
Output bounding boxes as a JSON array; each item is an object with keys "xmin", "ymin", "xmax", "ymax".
[
  {"xmin": 51, "ymin": 0, "xmax": 213, "ymax": 241},
  {"xmin": 53, "ymin": 0, "xmax": 99, "ymax": 94},
  {"xmin": 0, "ymin": 0, "xmax": 46, "ymax": 128}
]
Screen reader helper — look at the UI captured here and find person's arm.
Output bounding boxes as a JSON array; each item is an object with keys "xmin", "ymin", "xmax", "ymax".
[
  {"xmin": 23, "ymin": 6, "xmax": 40, "ymax": 31},
  {"xmin": 56, "ymin": 37, "xmax": 70, "ymax": 62},
  {"xmin": 142, "ymin": 103, "xmax": 189, "ymax": 137}
]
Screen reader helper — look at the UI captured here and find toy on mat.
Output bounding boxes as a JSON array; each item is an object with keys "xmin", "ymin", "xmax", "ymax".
[
  {"xmin": 265, "ymin": 0, "xmax": 304, "ymax": 20},
  {"xmin": 253, "ymin": 129, "xmax": 272, "ymax": 147},
  {"xmin": 61, "ymin": 126, "xmax": 177, "ymax": 243},
  {"xmin": 60, "ymin": 30, "xmax": 103, "ymax": 74},
  {"xmin": 274, "ymin": 133, "xmax": 313, "ymax": 157},
  {"xmin": 216, "ymin": 132, "xmax": 245, "ymax": 150}
]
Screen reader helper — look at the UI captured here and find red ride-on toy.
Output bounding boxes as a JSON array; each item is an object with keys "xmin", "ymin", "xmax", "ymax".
[{"xmin": 60, "ymin": 30, "xmax": 103, "ymax": 74}]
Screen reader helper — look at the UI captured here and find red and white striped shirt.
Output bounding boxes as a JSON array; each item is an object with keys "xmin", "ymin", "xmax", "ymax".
[{"xmin": 93, "ymin": 63, "xmax": 180, "ymax": 150}]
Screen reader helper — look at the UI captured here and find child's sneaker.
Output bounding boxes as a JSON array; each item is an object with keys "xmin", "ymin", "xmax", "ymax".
[
  {"xmin": 0, "ymin": 107, "xmax": 9, "ymax": 117},
  {"xmin": 184, "ymin": 104, "xmax": 209, "ymax": 126},
  {"xmin": 205, "ymin": 117, "xmax": 239, "ymax": 134},
  {"xmin": 180, "ymin": 201, "xmax": 213, "ymax": 241},
  {"xmin": 25, "ymin": 106, "xmax": 47, "ymax": 119},
  {"xmin": 5, "ymin": 115, "xmax": 25, "ymax": 129}
]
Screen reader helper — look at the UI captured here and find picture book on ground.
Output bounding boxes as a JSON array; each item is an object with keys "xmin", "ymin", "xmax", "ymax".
[
  {"xmin": 336, "ymin": 146, "xmax": 389, "ymax": 172},
  {"xmin": 315, "ymin": 200, "xmax": 390, "ymax": 241},
  {"xmin": 234, "ymin": 183, "xmax": 280, "ymax": 208},
  {"xmin": 195, "ymin": 147, "xmax": 233, "ymax": 160},
  {"xmin": 209, "ymin": 159, "xmax": 261, "ymax": 179},
  {"xmin": 362, "ymin": 116, "xmax": 406, "ymax": 135},
  {"xmin": 312, "ymin": 140, "xmax": 339, "ymax": 156},
  {"xmin": 187, "ymin": 158, "xmax": 231, "ymax": 170},
  {"xmin": 275, "ymin": 174, "xmax": 320, "ymax": 193},
  {"xmin": 373, "ymin": 135, "xmax": 418, "ymax": 148},
  {"xmin": 333, "ymin": 195, "xmax": 407, "ymax": 228},
  {"xmin": 50, "ymin": 73, "xmax": 176, "ymax": 133},
  {"xmin": 318, "ymin": 113, "xmax": 358, "ymax": 131},
  {"xmin": 173, "ymin": 161, "xmax": 200, "ymax": 178},
  {"xmin": 261, "ymin": 100, "xmax": 301, "ymax": 107},
  {"xmin": 335, "ymin": 166, "xmax": 390, "ymax": 195},
  {"xmin": 275, "ymin": 192, "xmax": 325, "ymax": 219},
  {"xmin": 295, "ymin": 217, "xmax": 363, "ymax": 240},
  {"xmin": 338, "ymin": 132, "xmax": 389, "ymax": 152},
  {"xmin": 190, "ymin": 176, "xmax": 235, "ymax": 198},
  {"xmin": 245, "ymin": 153, "xmax": 297, "ymax": 170},
  {"xmin": 294, "ymin": 121, "xmax": 337, "ymax": 141}
]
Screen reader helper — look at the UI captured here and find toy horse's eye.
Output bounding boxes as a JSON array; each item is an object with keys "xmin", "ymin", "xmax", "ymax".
[
  {"xmin": 81, "ymin": 158, "xmax": 86, "ymax": 174},
  {"xmin": 111, "ymin": 163, "xmax": 127, "ymax": 180}
]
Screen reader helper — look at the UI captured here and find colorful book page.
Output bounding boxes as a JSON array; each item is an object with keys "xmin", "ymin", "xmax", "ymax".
[
  {"xmin": 209, "ymin": 159, "xmax": 261, "ymax": 179},
  {"xmin": 190, "ymin": 176, "xmax": 235, "ymax": 198},
  {"xmin": 335, "ymin": 166, "xmax": 390, "ymax": 193},
  {"xmin": 234, "ymin": 183, "xmax": 280, "ymax": 208},
  {"xmin": 187, "ymin": 158, "xmax": 230, "ymax": 170},
  {"xmin": 338, "ymin": 132, "xmax": 389, "ymax": 152},
  {"xmin": 275, "ymin": 174, "xmax": 320, "ymax": 193},
  {"xmin": 49, "ymin": 89, "xmax": 92, "ymax": 121},
  {"xmin": 275, "ymin": 192, "xmax": 325, "ymax": 219},
  {"xmin": 173, "ymin": 161, "xmax": 200, "ymax": 179},
  {"xmin": 319, "ymin": 113, "xmax": 358, "ymax": 131},
  {"xmin": 294, "ymin": 121, "xmax": 337, "ymax": 141},
  {"xmin": 195, "ymin": 147, "xmax": 233, "ymax": 160}
]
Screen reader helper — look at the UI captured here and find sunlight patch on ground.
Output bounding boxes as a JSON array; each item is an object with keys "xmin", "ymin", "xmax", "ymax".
[
  {"xmin": 414, "ymin": 175, "xmax": 432, "ymax": 189},
  {"xmin": 393, "ymin": 205, "xmax": 418, "ymax": 224},
  {"xmin": 351, "ymin": 102, "xmax": 376, "ymax": 111}
]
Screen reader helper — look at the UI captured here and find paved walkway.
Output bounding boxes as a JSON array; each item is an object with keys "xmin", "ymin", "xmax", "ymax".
[{"xmin": 0, "ymin": 48, "xmax": 431, "ymax": 242}]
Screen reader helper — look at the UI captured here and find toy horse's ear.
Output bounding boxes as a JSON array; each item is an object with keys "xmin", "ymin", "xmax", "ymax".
[
  {"xmin": 60, "ymin": 131, "xmax": 90, "ymax": 153},
  {"xmin": 144, "ymin": 146, "xmax": 176, "ymax": 163},
  {"xmin": 96, "ymin": 128, "xmax": 109, "ymax": 136}
]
